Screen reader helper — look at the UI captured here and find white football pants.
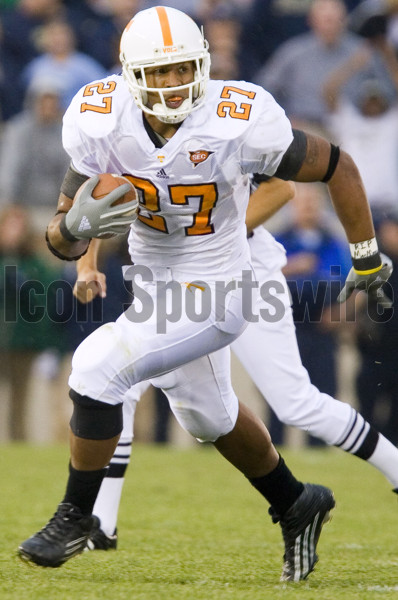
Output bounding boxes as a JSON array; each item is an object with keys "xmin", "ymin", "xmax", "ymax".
[
  {"xmin": 69, "ymin": 264, "xmax": 254, "ymax": 441},
  {"xmin": 113, "ymin": 231, "xmax": 355, "ymax": 446}
]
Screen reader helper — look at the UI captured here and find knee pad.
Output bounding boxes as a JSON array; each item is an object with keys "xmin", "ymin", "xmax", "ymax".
[{"xmin": 69, "ymin": 389, "xmax": 123, "ymax": 440}]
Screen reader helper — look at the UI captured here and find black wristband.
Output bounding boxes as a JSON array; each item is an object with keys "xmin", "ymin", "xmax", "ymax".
[
  {"xmin": 45, "ymin": 229, "xmax": 90, "ymax": 262},
  {"xmin": 349, "ymin": 238, "xmax": 382, "ymax": 273},
  {"xmin": 59, "ymin": 213, "xmax": 79, "ymax": 242},
  {"xmin": 352, "ymin": 252, "xmax": 382, "ymax": 273}
]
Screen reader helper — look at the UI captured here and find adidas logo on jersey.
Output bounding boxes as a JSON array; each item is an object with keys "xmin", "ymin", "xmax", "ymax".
[
  {"xmin": 156, "ymin": 168, "xmax": 169, "ymax": 179},
  {"xmin": 78, "ymin": 216, "xmax": 92, "ymax": 232}
]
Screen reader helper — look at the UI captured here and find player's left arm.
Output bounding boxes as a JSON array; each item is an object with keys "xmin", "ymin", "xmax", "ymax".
[
  {"xmin": 74, "ymin": 238, "xmax": 107, "ymax": 303},
  {"xmin": 46, "ymin": 192, "xmax": 91, "ymax": 261},
  {"xmin": 273, "ymin": 130, "xmax": 393, "ymax": 305},
  {"xmin": 246, "ymin": 177, "xmax": 296, "ymax": 234},
  {"xmin": 46, "ymin": 165, "xmax": 137, "ymax": 261}
]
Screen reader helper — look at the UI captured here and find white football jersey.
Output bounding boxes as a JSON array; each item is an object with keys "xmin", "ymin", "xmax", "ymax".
[{"xmin": 62, "ymin": 75, "xmax": 293, "ymax": 277}]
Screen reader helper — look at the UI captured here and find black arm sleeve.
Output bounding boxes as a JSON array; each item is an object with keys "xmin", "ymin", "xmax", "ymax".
[
  {"xmin": 273, "ymin": 129, "xmax": 307, "ymax": 181},
  {"xmin": 60, "ymin": 163, "xmax": 90, "ymax": 199}
]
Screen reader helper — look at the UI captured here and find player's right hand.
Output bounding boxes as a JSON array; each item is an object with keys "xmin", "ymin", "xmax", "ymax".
[
  {"xmin": 73, "ymin": 268, "xmax": 107, "ymax": 303},
  {"xmin": 65, "ymin": 175, "xmax": 138, "ymax": 239}
]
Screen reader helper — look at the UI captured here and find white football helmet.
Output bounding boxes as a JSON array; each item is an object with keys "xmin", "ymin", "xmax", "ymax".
[{"xmin": 119, "ymin": 6, "xmax": 210, "ymax": 124}]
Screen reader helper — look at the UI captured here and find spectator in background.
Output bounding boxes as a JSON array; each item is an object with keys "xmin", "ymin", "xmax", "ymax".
[
  {"xmin": 0, "ymin": 77, "xmax": 70, "ymax": 230},
  {"xmin": 0, "ymin": 0, "xmax": 65, "ymax": 120},
  {"xmin": 0, "ymin": 1, "xmax": 19, "ymax": 8},
  {"xmin": 349, "ymin": 0, "xmax": 398, "ymax": 44},
  {"xmin": 271, "ymin": 183, "xmax": 352, "ymax": 444},
  {"xmin": 140, "ymin": 0, "xmax": 253, "ymax": 25},
  {"xmin": 254, "ymin": 0, "xmax": 362, "ymax": 135},
  {"xmin": 141, "ymin": 0, "xmax": 201, "ymax": 20},
  {"xmin": 20, "ymin": 19, "xmax": 106, "ymax": 111},
  {"xmin": 354, "ymin": 210, "xmax": 398, "ymax": 445},
  {"xmin": 238, "ymin": 0, "xmax": 362, "ymax": 83},
  {"xmin": 66, "ymin": 0, "xmax": 142, "ymax": 72},
  {"xmin": 0, "ymin": 205, "xmax": 62, "ymax": 440},
  {"xmin": 324, "ymin": 17, "xmax": 398, "ymax": 216},
  {"xmin": 209, "ymin": 52, "xmax": 239, "ymax": 80},
  {"xmin": 202, "ymin": 3, "xmax": 243, "ymax": 81}
]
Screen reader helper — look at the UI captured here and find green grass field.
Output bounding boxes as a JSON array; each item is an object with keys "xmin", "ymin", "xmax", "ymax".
[{"xmin": 1, "ymin": 443, "xmax": 398, "ymax": 600}]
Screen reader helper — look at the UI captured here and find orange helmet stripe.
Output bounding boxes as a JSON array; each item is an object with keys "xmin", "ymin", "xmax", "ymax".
[{"xmin": 156, "ymin": 6, "xmax": 173, "ymax": 46}]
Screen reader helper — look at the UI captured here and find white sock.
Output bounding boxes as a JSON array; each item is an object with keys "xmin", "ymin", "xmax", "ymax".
[
  {"xmin": 92, "ymin": 476, "xmax": 126, "ymax": 536},
  {"xmin": 367, "ymin": 434, "xmax": 398, "ymax": 490},
  {"xmin": 92, "ymin": 385, "xmax": 144, "ymax": 536},
  {"xmin": 336, "ymin": 410, "xmax": 398, "ymax": 489},
  {"xmin": 92, "ymin": 438, "xmax": 132, "ymax": 536}
]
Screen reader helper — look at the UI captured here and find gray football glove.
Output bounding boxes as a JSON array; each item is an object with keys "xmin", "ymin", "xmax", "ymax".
[
  {"xmin": 337, "ymin": 252, "xmax": 393, "ymax": 308},
  {"xmin": 64, "ymin": 175, "xmax": 139, "ymax": 239}
]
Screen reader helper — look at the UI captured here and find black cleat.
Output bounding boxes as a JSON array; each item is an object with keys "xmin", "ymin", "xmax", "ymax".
[
  {"xmin": 270, "ymin": 483, "xmax": 335, "ymax": 582},
  {"xmin": 18, "ymin": 503, "xmax": 94, "ymax": 567},
  {"xmin": 86, "ymin": 517, "xmax": 117, "ymax": 550}
]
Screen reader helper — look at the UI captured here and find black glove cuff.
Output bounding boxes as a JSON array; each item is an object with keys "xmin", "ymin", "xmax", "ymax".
[
  {"xmin": 352, "ymin": 252, "xmax": 382, "ymax": 273},
  {"xmin": 59, "ymin": 213, "xmax": 79, "ymax": 242}
]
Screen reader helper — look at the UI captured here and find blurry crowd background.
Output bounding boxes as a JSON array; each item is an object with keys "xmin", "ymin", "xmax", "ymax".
[{"xmin": 1, "ymin": 0, "xmax": 398, "ymax": 448}]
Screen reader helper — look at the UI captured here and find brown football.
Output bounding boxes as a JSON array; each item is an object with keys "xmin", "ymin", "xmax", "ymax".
[
  {"xmin": 75, "ymin": 173, "xmax": 138, "ymax": 238},
  {"xmin": 91, "ymin": 173, "xmax": 136, "ymax": 206}
]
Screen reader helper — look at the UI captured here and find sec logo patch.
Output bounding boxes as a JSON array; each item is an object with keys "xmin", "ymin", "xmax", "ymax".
[{"xmin": 189, "ymin": 149, "xmax": 214, "ymax": 167}]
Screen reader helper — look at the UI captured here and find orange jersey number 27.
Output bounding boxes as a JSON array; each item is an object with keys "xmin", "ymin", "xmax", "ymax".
[
  {"xmin": 124, "ymin": 176, "xmax": 218, "ymax": 236},
  {"xmin": 80, "ymin": 81, "xmax": 117, "ymax": 114},
  {"xmin": 217, "ymin": 86, "xmax": 256, "ymax": 121}
]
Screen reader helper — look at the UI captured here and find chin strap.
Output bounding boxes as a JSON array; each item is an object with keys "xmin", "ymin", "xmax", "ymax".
[{"xmin": 152, "ymin": 99, "xmax": 192, "ymax": 123}]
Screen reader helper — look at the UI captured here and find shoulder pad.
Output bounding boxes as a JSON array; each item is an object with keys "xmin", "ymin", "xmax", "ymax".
[
  {"xmin": 203, "ymin": 79, "xmax": 284, "ymax": 140},
  {"xmin": 64, "ymin": 75, "xmax": 130, "ymax": 140}
]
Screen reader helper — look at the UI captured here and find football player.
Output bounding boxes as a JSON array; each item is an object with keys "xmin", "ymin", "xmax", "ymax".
[
  {"xmin": 80, "ymin": 177, "xmax": 398, "ymax": 555},
  {"xmin": 18, "ymin": 6, "xmax": 390, "ymax": 581}
]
